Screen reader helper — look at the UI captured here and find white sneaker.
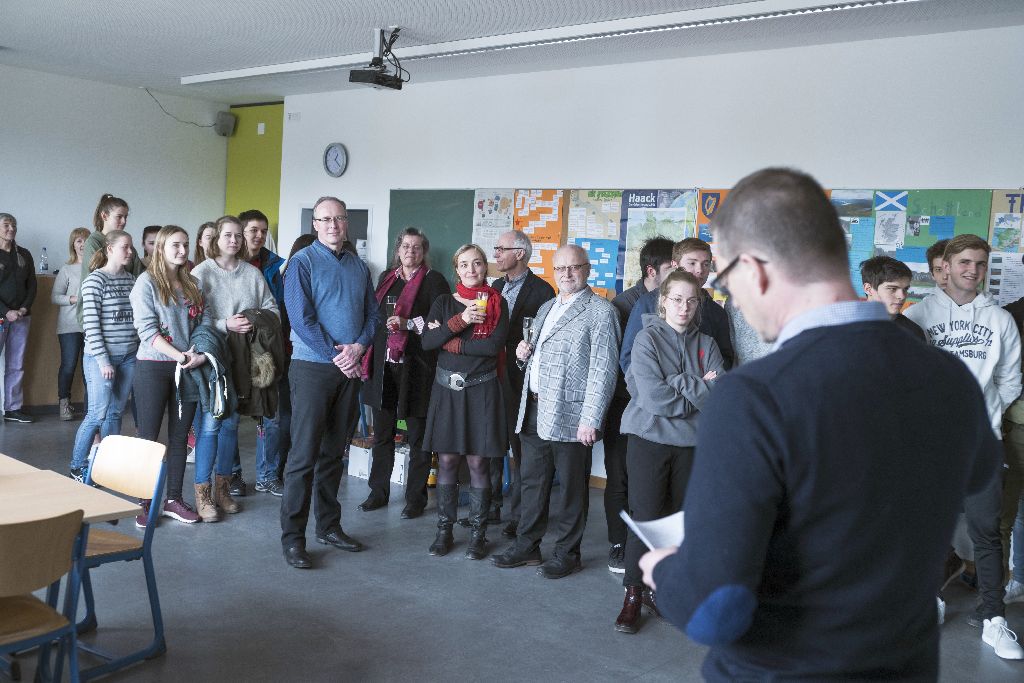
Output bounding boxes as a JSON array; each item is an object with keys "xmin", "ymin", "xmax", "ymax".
[
  {"xmin": 982, "ymin": 617, "xmax": 1024, "ymax": 660},
  {"xmin": 1005, "ymin": 579, "xmax": 1024, "ymax": 605},
  {"xmin": 936, "ymin": 596, "xmax": 945, "ymax": 625}
]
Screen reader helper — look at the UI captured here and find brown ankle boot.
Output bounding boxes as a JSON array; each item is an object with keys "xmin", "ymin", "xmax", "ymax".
[
  {"xmin": 214, "ymin": 474, "xmax": 241, "ymax": 514},
  {"xmin": 194, "ymin": 483, "xmax": 220, "ymax": 522},
  {"xmin": 615, "ymin": 585, "xmax": 643, "ymax": 634}
]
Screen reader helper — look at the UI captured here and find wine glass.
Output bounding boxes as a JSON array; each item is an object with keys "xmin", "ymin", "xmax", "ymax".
[
  {"xmin": 385, "ymin": 295, "xmax": 398, "ymax": 334},
  {"xmin": 522, "ymin": 316, "xmax": 535, "ymax": 345},
  {"xmin": 475, "ymin": 291, "xmax": 489, "ymax": 312}
]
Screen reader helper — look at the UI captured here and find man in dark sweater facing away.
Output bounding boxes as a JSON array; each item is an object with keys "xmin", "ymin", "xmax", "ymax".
[{"xmin": 639, "ymin": 168, "xmax": 1006, "ymax": 680}]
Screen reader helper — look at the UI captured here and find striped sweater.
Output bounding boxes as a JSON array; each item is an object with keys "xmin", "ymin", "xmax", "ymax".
[{"xmin": 81, "ymin": 270, "xmax": 139, "ymax": 366}]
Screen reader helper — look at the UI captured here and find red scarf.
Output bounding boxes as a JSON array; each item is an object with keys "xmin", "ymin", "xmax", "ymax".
[
  {"xmin": 360, "ymin": 266, "xmax": 427, "ymax": 380},
  {"xmin": 455, "ymin": 281, "xmax": 502, "ymax": 338}
]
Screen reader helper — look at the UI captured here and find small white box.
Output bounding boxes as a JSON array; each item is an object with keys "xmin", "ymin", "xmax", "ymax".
[
  {"xmin": 391, "ymin": 444, "xmax": 410, "ymax": 485},
  {"xmin": 347, "ymin": 446, "xmax": 371, "ymax": 480}
]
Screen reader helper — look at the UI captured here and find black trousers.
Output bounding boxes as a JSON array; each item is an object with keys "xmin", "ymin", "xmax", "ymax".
[
  {"xmin": 965, "ymin": 464, "xmax": 1007, "ymax": 618},
  {"xmin": 368, "ymin": 363, "xmax": 430, "ymax": 506},
  {"xmin": 601, "ymin": 392, "xmax": 630, "ymax": 546},
  {"xmin": 494, "ymin": 373, "xmax": 524, "ymax": 520},
  {"xmin": 515, "ymin": 400, "xmax": 591, "ymax": 560},
  {"xmin": 623, "ymin": 436, "xmax": 694, "ymax": 587},
  {"xmin": 281, "ymin": 360, "xmax": 362, "ymax": 549},
  {"xmin": 133, "ymin": 360, "xmax": 198, "ymax": 501}
]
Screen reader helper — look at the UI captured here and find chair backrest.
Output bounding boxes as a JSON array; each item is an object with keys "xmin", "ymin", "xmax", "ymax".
[
  {"xmin": 88, "ymin": 435, "xmax": 166, "ymax": 500},
  {"xmin": 0, "ymin": 509, "xmax": 83, "ymax": 597}
]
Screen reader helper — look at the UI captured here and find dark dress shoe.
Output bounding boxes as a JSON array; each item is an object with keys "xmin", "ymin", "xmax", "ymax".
[
  {"xmin": 501, "ymin": 520, "xmax": 518, "ymax": 539},
  {"xmin": 615, "ymin": 585, "xmax": 644, "ymax": 633},
  {"xmin": 400, "ymin": 504, "xmax": 424, "ymax": 519},
  {"xmin": 284, "ymin": 546, "xmax": 312, "ymax": 569},
  {"xmin": 316, "ymin": 529, "xmax": 365, "ymax": 552},
  {"xmin": 486, "ymin": 506, "xmax": 501, "ymax": 523},
  {"xmin": 491, "ymin": 546, "xmax": 542, "ymax": 568},
  {"xmin": 537, "ymin": 554, "xmax": 582, "ymax": 579},
  {"xmin": 643, "ymin": 588, "xmax": 663, "ymax": 618},
  {"xmin": 357, "ymin": 496, "xmax": 387, "ymax": 512}
]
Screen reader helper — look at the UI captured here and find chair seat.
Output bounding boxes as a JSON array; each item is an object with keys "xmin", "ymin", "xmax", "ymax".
[
  {"xmin": 0, "ymin": 595, "xmax": 69, "ymax": 647},
  {"xmin": 86, "ymin": 528, "xmax": 143, "ymax": 558}
]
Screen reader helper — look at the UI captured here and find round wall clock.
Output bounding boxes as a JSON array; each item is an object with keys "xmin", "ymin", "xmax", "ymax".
[{"xmin": 323, "ymin": 142, "xmax": 348, "ymax": 177}]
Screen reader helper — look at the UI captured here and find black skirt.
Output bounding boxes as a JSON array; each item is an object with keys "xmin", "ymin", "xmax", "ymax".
[{"xmin": 422, "ymin": 371, "xmax": 508, "ymax": 458}]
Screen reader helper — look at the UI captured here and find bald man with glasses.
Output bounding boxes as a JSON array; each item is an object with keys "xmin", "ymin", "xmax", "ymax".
[{"xmin": 492, "ymin": 244, "xmax": 620, "ymax": 579}]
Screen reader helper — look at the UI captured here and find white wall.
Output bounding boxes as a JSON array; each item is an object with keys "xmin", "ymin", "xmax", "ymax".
[
  {"xmin": 278, "ymin": 24, "xmax": 1024, "ymax": 478},
  {"xmin": 0, "ymin": 65, "xmax": 227, "ymax": 268}
]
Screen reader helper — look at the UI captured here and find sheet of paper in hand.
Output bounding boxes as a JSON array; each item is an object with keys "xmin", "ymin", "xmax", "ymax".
[{"xmin": 619, "ymin": 510, "xmax": 684, "ymax": 551}]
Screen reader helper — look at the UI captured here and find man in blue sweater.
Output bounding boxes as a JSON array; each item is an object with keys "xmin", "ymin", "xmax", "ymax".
[
  {"xmin": 280, "ymin": 196, "xmax": 378, "ymax": 569},
  {"xmin": 639, "ymin": 168, "xmax": 1008, "ymax": 678}
]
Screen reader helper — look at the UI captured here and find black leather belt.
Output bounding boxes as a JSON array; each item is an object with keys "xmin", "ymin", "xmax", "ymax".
[{"xmin": 435, "ymin": 367, "xmax": 497, "ymax": 392}]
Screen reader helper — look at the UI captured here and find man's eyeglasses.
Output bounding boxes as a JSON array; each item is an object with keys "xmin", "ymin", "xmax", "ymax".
[
  {"xmin": 493, "ymin": 246, "xmax": 524, "ymax": 255},
  {"xmin": 553, "ymin": 264, "xmax": 588, "ymax": 274},
  {"xmin": 710, "ymin": 254, "xmax": 768, "ymax": 298},
  {"xmin": 313, "ymin": 215, "xmax": 349, "ymax": 225}
]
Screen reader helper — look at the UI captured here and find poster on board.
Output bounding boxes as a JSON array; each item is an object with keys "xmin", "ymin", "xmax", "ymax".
[
  {"xmin": 617, "ymin": 189, "xmax": 697, "ymax": 291},
  {"xmin": 472, "ymin": 189, "xmax": 514, "ymax": 264},
  {"xmin": 514, "ymin": 189, "xmax": 565, "ymax": 288},
  {"xmin": 697, "ymin": 189, "xmax": 729, "ymax": 243},
  {"xmin": 568, "ymin": 189, "xmax": 622, "ymax": 299}
]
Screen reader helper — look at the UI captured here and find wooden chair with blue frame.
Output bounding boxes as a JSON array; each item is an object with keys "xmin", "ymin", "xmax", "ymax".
[
  {"xmin": 0, "ymin": 508, "xmax": 85, "ymax": 682},
  {"xmin": 76, "ymin": 435, "xmax": 167, "ymax": 680}
]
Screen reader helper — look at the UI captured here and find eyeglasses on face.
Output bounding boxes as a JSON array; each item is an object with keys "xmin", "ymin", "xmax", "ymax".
[
  {"xmin": 312, "ymin": 215, "xmax": 349, "ymax": 225},
  {"xmin": 493, "ymin": 246, "xmax": 524, "ymax": 255},
  {"xmin": 710, "ymin": 254, "xmax": 768, "ymax": 298},
  {"xmin": 553, "ymin": 264, "xmax": 588, "ymax": 274},
  {"xmin": 663, "ymin": 295, "xmax": 700, "ymax": 308}
]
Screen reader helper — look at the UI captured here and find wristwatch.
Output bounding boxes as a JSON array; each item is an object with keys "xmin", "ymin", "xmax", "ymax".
[{"xmin": 406, "ymin": 318, "xmax": 415, "ymax": 331}]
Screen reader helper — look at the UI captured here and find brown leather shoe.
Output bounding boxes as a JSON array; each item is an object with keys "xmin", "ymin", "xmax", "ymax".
[
  {"xmin": 615, "ymin": 585, "xmax": 644, "ymax": 633},
  {"xmin": 643, "ymin": 588, "xmax": 663, "ymax": 619}
]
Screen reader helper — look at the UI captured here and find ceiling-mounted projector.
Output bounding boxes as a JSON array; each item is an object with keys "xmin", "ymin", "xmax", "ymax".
[{"xmin": 350, "ymin": 27, "xmax": 408, "ymax": 91}]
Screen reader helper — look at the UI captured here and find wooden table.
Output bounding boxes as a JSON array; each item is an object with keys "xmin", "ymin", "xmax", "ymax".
[
  {"xmin": 0, "ymin": 468, "xmax": 140, "ymax": 524},
  {"xmin": 0, "ymin": 453, "xmax": 39, "ymax": 476}
]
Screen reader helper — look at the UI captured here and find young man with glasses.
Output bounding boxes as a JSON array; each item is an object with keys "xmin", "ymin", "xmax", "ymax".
[
  {"xmin": 638, "ymin": 169, "xmax": 1014, "ymax": 678},
  {"xmin": 489, "ymin": 230, "xmax": 554, "ymax": 538},
  {"xmin": 492, "ymin": 244, "xmax": 620, "ymax": 579},
  {"xmin": 280, "ymin": 197, "xmax": 378, "ymax": 569}
]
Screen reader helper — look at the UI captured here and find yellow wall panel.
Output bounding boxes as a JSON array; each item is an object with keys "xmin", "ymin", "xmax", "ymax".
[{"xmin": 225, "ymin": 103, "xmax": 283, "ymax": 238}]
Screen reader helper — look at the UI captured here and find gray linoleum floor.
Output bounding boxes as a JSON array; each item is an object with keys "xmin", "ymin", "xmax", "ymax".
[{"xmin": 2, "ymin": 415, "xmax": 1022, "ymax": 682}]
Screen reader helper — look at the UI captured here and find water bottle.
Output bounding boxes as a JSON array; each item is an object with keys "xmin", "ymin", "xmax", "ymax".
[{"xmin": 39, "ymin": 247, "xmax": 48, "ymax": 273}]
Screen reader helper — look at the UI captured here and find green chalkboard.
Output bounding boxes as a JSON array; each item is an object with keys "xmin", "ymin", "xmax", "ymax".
[{"xmin": 388, "ymin": 190, "xmax": 475, "ymax": 287}]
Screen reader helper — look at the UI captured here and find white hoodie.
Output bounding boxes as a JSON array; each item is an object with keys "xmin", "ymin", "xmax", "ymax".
[{"xmin": 905, "ymin": 288, "xmax": 1022, "ymax": 435}]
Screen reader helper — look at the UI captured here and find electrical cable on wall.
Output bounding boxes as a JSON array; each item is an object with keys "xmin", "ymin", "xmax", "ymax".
[{"xmin": 143, "ymin": 88, "xmax": 215, "ymax": 127}]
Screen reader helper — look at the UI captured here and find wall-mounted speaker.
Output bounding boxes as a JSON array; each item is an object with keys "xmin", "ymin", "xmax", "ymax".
[{"xmin": 214, "ymin": 111, "xmax": 237, "ymax": 137}]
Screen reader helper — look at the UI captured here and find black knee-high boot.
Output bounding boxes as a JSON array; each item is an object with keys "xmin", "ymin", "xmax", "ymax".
[
  {"xmin": 429, "ymin": 484, "xmax": 457, "ymax": 556},
  {"xmin": 465, "ymin": 486, "xmax": 491, "ymax": 560}
]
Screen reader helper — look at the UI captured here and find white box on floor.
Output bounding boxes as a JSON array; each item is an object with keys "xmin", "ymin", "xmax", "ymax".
[
  {"xmin": 348, "ymin": 445, "xmax": 371, "ymax": 480},
  {"xmin": 390, "ymin": 444, "xmax": 410, "ymax": 486}
]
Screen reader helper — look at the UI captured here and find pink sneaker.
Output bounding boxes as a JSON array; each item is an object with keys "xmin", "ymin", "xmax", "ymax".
[
  {"xmin": 162, "ymin": 498, "xmax": 200, "ymax": 524},
  {"xmin": 187, "ymin": 428, "xmax": 197, "ymax": 450}
]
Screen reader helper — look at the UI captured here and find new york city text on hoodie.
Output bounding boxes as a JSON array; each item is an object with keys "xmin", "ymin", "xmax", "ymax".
[{"xmin": 905, "ymin": 288, "xmax": 1022, "ymax": 435}]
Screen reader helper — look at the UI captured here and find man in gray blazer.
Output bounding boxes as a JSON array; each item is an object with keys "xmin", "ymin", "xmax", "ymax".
[{"xmin": 492, "ymin": 244, "xmax": 621, "ymax": 578}]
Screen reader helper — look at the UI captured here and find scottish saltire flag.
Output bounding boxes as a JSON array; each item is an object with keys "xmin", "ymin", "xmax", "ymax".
[{"xmin": 875, "ymin": 190, "xmax": 908, "ymax": 212}]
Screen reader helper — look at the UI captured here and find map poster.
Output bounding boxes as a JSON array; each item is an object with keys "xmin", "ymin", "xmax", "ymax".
[
  {"xmin": 472, "ymin": 189, "xmax": 514, "ymax": 266},
  {"xmin": 988, "ymin": 251, "xmax": 1024, "ymax": 306},
  {"xmin": 514, "ymin": 189, "xmax": 565, "ymax": 288},
  {"xmin": 697, "ymin": 189, "xmax": 729, "ymax": 243},
  {"xmin": 831, "ymin": 190, "xmax": 876, "ymax": 296},
  {"xmin": 617, "ymin": 189, "xmax": 697, "ymax": 290},
  {"xmin": 906, "ymin": 189, "xmax": 992, "ymax": 240},
  {"xmin": 568, "ymin": 190, "xmax": 623, "ymax": 299},
  {"xmin": 989, "ymin": 190, "xmax": 1024, "ymax": 253}
]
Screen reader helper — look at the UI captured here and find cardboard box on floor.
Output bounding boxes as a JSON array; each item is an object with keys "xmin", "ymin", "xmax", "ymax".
[{"xmin": 347, "ymin": 443, "xmax": 409, "ymax": 485}]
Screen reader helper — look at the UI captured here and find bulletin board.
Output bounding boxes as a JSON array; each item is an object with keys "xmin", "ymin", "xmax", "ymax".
[{"xmin": 388, "ymin": 189, "xmax": 474, "ymax": 288}]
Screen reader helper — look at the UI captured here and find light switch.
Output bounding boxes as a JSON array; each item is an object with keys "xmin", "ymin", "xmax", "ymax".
[{"xmin": 257, "ymin": 122, "xmax": 266, "ymax": 135}]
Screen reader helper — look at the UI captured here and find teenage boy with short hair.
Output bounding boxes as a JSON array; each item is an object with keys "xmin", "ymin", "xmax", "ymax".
[
  {"xmin": 926, "ymin": 239, "xmax": 950, "ymax": 291},
  {"xmin": 860, "ymin": 256, "xmax": 925, "ymax": 341},
  {"xmin": 905, "ymin": 234, "xmax": 1023, "ymax": 659}
]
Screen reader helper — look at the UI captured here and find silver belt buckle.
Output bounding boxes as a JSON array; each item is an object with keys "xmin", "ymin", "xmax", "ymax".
[{"xmin": 448, "ymin": 372, "xmax": 466, "ymax": 390}]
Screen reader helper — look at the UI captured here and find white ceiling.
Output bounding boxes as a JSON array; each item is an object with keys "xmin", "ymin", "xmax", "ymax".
[{"xmin": 2, "ymin": 0, "xmax": 1023, "ymax": 105}]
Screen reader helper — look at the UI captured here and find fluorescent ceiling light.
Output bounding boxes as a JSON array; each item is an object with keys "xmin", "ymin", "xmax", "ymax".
[{"xmin": 181, "ymin": 0, "xmax": 925, "ymax": 85}]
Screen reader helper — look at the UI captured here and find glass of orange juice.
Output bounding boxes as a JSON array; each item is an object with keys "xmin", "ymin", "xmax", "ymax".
[{"xmin": 475, "ymin": 291, "xmax": 489, "ymax": 314}]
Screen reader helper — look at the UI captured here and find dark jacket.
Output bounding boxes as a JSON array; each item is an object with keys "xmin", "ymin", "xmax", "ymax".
[
  {"xmin": 178, "ymin": 324, "xmax": 237, "ymax": 418},
  {"xmin": 493, "ymin": 270, "xmax": 555, "ymax": 394},
  {"xmin": 362, "ymin": 268, "xmax": 450, "ymax": 418},
  {"xmin": 228, "ymin": 308, "xmax": 285, "ymax": 418},
  {"xmin": 0, "ymin": 244, "xmax": 37, "ymax": 316}
]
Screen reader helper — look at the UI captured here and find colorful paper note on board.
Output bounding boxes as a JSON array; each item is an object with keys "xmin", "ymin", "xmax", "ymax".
[
  {"xmin": 514, "ymin": 189, "xmax": 565, "ymax": 288},
  {"xmin": 568, "ymin": 190, "xmax": 622, "ymax": 299},
  {"xmin": 472, "ymin": 189, "xmax": 514, "ymax": 266},
  {"xmin": 697, "ymin": 189, "xmax": 729, "ymax": 243},
  {"xmin": 617, "ymin": 189, "xmax": 697, "ymax": 291},
  {"xmin": 990, "ymin": 190, "xmax": 1024, "ymax": 253},
  {"xmin": 832, "ymin": 190, "xmax": 876, "ymax": 297}
]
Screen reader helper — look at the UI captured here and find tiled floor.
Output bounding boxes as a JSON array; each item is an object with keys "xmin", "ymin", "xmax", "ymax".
[{"xmin": 1, "ymin": 415, "xmax": 1021, "ymax": 681}]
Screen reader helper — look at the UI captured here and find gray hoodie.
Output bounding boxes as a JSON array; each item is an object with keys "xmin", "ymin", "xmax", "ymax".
[{"xmin": 621, "ymin": 314, "xmax": 724, "ymax": 447}]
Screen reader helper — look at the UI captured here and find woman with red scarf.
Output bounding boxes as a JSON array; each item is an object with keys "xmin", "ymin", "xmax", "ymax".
[
  {"xmin": 360, "ymin": 228, "xmax": 450, "ymax": 517},
  {"xmin": 422, "ymin": 243, "xmax": 509, "ymax": 560}
]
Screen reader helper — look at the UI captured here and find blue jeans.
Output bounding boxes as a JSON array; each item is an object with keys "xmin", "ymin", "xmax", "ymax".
[
  {"xmin": 57, "ymin": 332, "xmax": 87, "ymax": 406},
  {"xmin": 195, "ymin": 410, "xmax": 240, "ymax": 484},
  {"xmin": 70, "ymin": 353, "xmax": 136, "ymax": 470},
  {"xmin": 254, "ymin": 372, "xmax": 291, "ymax": 483}
]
